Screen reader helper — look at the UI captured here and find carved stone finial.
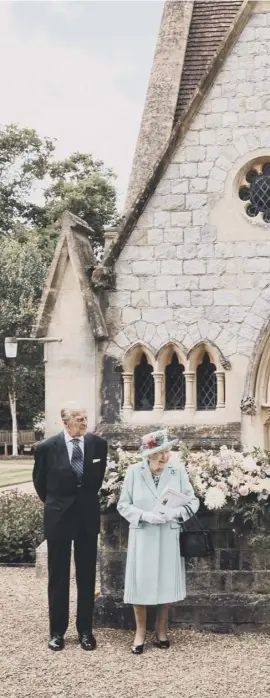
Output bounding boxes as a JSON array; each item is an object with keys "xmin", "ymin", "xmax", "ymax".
[
  {"xmin": 91, "ymin": 265, "xmax": 115, "ymax": 291},
  {"xmin": 240, "ymin": 396, "xmax": 257, "ymax": 416}
]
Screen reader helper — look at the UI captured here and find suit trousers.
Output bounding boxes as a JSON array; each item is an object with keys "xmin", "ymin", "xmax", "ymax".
[{"xmin": 47, "ymin": 528, "xmax": 98, "ymax": 637}]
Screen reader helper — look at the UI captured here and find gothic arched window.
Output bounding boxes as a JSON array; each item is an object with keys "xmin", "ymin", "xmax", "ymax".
[
  {"xmin": 196, "ymin": 352, "xmax": 217, "ymax": 410},
  {"xmin": 165, "ymin": 353, "xmax": 186, "ymax": 409},
  {"xmin": 134, "ymin": 353, "xmax": 154, "ymax": 411}
]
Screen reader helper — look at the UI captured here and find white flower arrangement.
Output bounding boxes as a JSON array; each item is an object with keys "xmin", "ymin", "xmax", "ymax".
[
  {"xmin": 99, "ymin": 445, "xmax": 141, "ymax": 511},
  {"xmin": 99, "ymin": 443, "xmax": 270, "ymax": 519},
  {"xmin": 185, "ymin": 445, "xmax": 270, "ymax": 511}
]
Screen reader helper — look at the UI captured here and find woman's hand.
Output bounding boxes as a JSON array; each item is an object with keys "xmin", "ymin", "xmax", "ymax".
[
  {"xmin": 141, "ymin": 511, "xmax": 166, "ymax": 525},
  {"xmin": 160, "ymin": 506, "xmax": 185, "ymax": 522}
]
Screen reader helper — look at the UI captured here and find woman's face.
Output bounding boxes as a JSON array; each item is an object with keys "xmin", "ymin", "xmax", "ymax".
[{"xmin": 149, "ymin": 449, "xmax": 169, "ymax": 467}]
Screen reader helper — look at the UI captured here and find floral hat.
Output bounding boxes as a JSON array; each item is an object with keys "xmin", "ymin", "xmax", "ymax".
[{"xmin": 140, "ymin": 429, "xmax": 178, "ymax": 458}]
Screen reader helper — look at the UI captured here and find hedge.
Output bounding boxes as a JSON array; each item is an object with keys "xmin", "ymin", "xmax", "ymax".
[{"xmin": 0, "ymin": 491, "xmax": 43, "ymax": 563}]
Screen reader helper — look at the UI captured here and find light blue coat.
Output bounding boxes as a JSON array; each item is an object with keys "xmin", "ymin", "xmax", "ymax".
[{"xmin": 117, "ymin": 457, "xmax": 199, "ymax": 606}]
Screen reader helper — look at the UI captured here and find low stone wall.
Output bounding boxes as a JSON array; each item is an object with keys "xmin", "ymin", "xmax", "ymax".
[
  {"xmin": 94, "ymin": 509, "xmax": 270, "ymax": 633},
  {"xmin": 96, "ymin": 422, "xmax": 241, "ymax": 452}
]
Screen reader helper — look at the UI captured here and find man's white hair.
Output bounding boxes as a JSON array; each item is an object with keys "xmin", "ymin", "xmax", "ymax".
[{"xmin": 61, "ymin": 401, "xmax": 87, "ymax": 422}]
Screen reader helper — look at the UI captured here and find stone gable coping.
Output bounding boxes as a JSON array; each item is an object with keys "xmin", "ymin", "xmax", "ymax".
[
  {"xmin": 125, "ymin": 0, "xmax": 194, "ymax": 212},
  {"xmin": 101, "ymin": 0, "xmax": 254, "ymax": 276},
  {"xmin": 34, "ymin": 211, "xmax": 108, "ymax": 340}
]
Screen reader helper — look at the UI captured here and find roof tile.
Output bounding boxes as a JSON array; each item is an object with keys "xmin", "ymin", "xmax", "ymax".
[{"xmin": 174, "ymin": 0, "xmax": 243, "ymax": 124}]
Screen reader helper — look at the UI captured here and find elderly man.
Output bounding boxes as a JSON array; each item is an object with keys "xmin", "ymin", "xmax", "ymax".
[{"xmin": 33, "ymin": 404, "xmax": 108, "ymax": 652}]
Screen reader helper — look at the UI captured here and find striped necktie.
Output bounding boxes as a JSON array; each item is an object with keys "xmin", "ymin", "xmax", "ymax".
[{"xmin": 71, "ymin": 438, "xmax": 84, "ymax": 480}]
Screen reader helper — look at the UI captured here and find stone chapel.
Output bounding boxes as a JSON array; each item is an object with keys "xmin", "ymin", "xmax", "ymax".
[{"xmin": 35, "ymin": 0, "xmax": 270, "ymax": 451}]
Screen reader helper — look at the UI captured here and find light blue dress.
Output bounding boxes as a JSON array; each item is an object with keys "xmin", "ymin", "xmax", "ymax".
[{"xmin": 117, "ymin": 457, "xmax": 199, "ymax": 606}]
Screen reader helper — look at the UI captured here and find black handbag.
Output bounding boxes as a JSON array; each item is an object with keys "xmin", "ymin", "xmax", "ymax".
[{"xmin": 179, "ymin": 505, "xmax": 214, "ymax": 558}]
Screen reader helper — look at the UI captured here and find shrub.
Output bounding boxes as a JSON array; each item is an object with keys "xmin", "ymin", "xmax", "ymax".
[{"xmin": 0, "ymin": 491, "xmax": 43, "ymax": 563}]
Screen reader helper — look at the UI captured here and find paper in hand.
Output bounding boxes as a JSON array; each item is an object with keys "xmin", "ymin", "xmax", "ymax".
[{"xmin": 153, "ymin": 487, "xmax": 190, "ymax": 515}]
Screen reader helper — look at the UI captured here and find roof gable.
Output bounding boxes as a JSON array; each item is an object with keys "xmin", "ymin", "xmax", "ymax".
[
  {"xmin": 34, "ymin": 211, "xmax": 108, "ymax": 339},
  {"xmin": 100, "ymin": 0, "xmax": 253, "ymax": 273}
]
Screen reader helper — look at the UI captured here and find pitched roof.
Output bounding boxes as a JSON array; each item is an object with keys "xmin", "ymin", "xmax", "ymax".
[
  {"xmin": 34, "ymin": 211, "xmax": 108, "ymax": 339},
  {"xmin": 174, "ymin": 0, "xmax": 243, "ymax": 123},
  {"xmin": 102, "ymin": 0, "xmax": 253, "ymax": 271}
]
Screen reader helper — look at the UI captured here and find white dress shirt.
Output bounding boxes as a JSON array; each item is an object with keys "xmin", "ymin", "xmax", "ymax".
[{"xmin": 64, "ymin": 429, "xmax": 84, "ymax": 464}]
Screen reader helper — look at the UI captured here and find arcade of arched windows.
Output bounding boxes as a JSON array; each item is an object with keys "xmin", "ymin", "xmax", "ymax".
[{"xmin": 121, "ymin": 342, "xmax": 227, "ymax": 414}]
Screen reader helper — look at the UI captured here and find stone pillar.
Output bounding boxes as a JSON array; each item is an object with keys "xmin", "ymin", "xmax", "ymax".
[
  {"xmin": 215, "ymin": 371, "xmax": 225, "ymax": 408},
  {"xmin": 153, "ymin": 372, "xmax": 164, "ymax": 410},
  {"xmin": 184, "ymin": 371, "xmax": 195, "ymax": 409},
  {"xmin": 122, "ymin": 371, "xmax": 133, "ymax": 412}
]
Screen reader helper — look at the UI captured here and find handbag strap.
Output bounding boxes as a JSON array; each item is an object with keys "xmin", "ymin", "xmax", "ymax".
[{"xmin": 181, "ymin": 504, "xmax": 205, "ymax": 532}]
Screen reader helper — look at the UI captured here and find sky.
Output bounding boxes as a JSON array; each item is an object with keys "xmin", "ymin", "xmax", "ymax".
[{"xmin": 0, "ymin": 0, "xmax": 164, "ymax": 211}]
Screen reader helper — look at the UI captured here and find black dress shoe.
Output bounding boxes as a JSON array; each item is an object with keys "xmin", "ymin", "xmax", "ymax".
[
  {"xmin": 79, "ymin": 633, "xmax": 97, "ymax": 651},
  {"xmin": 131, "ymin": 643, "xmax": 145, "ymax": 655},
  {"xmin": 132, "ymin": 636, "xmax": 146, "ymax": 655},
  {"xmin": 153, "ymin": 637, "xmax": 170, "ymax": 649},
  {"xmin": 48, "ymin": 635, "xmax": 64, "ymax": 651}
]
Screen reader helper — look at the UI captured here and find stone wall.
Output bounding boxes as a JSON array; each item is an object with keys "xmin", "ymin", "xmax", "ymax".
[
  {"xmin": 105, "ymin": 8, "xmax": 270, "ymax": 447},
  {"xmin": 97, "ymin": 423, "xmax": 241, "ymax": 452},
  {"xmin": 94, "ymin": 509, "xmax": 270, "ymax": 632}
]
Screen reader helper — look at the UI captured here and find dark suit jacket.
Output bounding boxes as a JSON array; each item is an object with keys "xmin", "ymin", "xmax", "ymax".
[{"xmin": 33, "ymin": 432, "xmax": 108, "ymax": 540}]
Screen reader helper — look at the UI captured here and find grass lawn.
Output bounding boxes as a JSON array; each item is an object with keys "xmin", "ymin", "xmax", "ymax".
[{"xmin": 0, "ymin": 461, "xmax": 33, "ymax": 488}]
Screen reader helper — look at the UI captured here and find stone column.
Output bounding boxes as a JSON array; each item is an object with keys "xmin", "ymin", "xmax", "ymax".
[
  {"xmin": 153, "ymin": 372, "xmax": 164, "ymax": 410},
  {"xmin": 215, "ymin": 371, "xmax": 225, "ymax": 408},
  {"xmin": 122, "ymin": 371, "xmax": 133, "ymax": 411},
  {"xmin": 184, "ymin": 371, "xmax": 195, "ymax": 409}
]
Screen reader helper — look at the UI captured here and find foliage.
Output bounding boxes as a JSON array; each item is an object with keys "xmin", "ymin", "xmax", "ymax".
[
  {"xmin": 32, "ymin": 412, "xmax": 45, "ymax": 434},
  {"xmin": 184, "ymin": 445, "xmax": 270, "ymax": 511},
  {"xmin": 0, "ymin": 236, "xmax": 47, "ymax": 427},
  {"xmin": 99, "ymin": 444, "xmax": 270, "ymax": 532},
  {"xmin": 42, "ymin": 152, "xmax": 118, "ymax": 250},
  {"xmin": 0, "ymin": 491, "xmax": 43, "ymax": 563},
  {"xmin": 0, "ymin": 125, "xmax": 119, "ymax": 253},
  {"xmin": 0, "ymin": 123, "xmax": 54, "ymax": 236},
  {"xmin": 0, "ymin": 124, "xmax": 120, "ymax": 427},
  {"xmin": 99, "ymin": 446, "xmax": 140, "ymax": 512}
]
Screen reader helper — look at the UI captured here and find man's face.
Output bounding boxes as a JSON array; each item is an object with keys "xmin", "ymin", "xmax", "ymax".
[{"xmin": 64, "ymin": 409, "xmax": 88, "ymax": 437}]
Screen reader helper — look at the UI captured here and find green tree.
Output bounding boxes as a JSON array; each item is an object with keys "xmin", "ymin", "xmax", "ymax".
[
  {"xmin": 0, "ymin": 237, "xmax": 48, "ymax": 453},
  {"xmin": 0, "ymin": 125, "xmax": 119, "ymax": 252},
  {"xmin": 0, "ymin": 123, "xmax": 54, "ymax": 236},
  {"xmin": 42, "ymin": 152, "xmax": 118, "ymax": 250}
]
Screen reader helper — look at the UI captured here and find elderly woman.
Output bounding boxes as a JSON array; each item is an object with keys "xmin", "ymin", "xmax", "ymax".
[{"xmin": 117, "ymin": 429, "xmax": 199, "ymax": 655}]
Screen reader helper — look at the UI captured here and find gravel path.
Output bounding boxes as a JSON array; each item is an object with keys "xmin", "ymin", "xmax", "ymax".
[{"xmin": 1, "ymin": 568, "xmax": 270, "ymax": 698}]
